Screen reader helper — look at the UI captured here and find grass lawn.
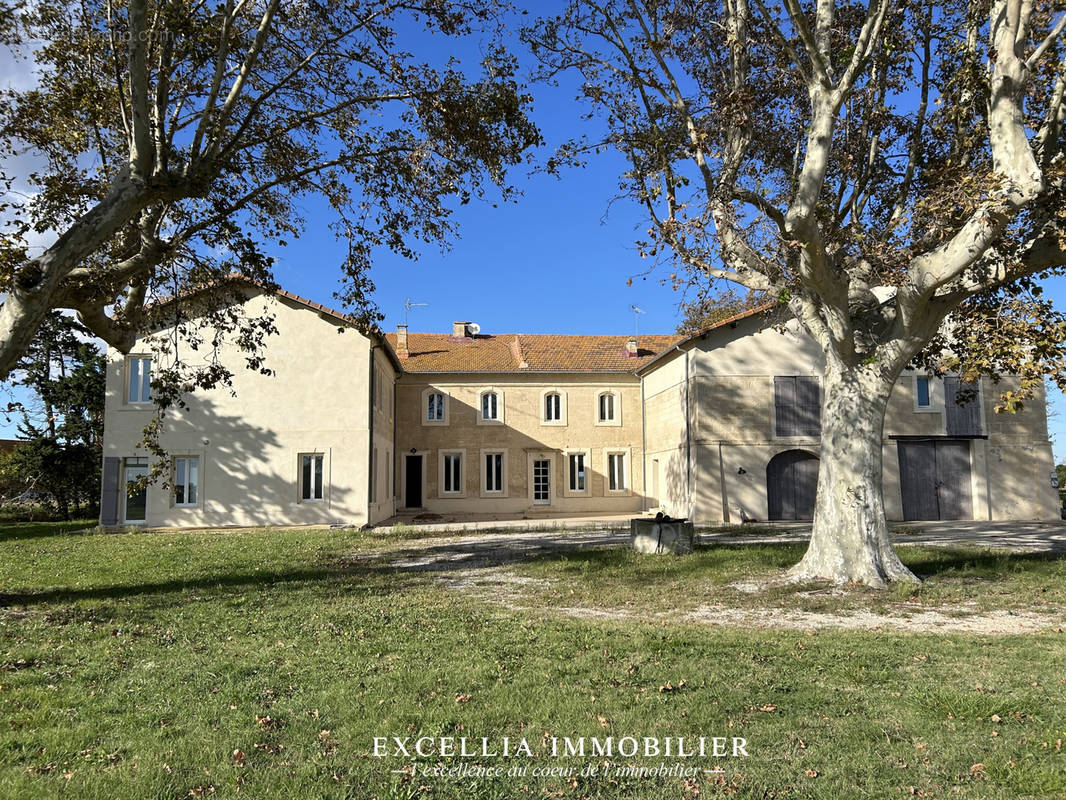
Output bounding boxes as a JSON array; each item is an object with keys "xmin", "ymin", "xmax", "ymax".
[{"xmin": 0, "ymin": 522, "xmax": 1064, "ymax": 799}]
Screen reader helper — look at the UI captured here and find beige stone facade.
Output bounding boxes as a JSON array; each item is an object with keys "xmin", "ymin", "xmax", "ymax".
[
  {"xmin": 99, "ymin": 284, "xmax": 1059, "ymax": 528},
  {"xmin": 393, "ymin": 375, "xmax": 644, "ymax": 516},
  {"xmin": 639, "ymin": 311, "xmax": 1059, "ymax": 523}
]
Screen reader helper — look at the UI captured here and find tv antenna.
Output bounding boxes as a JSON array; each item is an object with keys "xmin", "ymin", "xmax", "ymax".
[
  {"xmin": 403, "ymin": 298, "xmax": 428, "ymax": 327},
  {"xmin": 631, "ymin": 305, "xmax": 645, "ymax": 339}
]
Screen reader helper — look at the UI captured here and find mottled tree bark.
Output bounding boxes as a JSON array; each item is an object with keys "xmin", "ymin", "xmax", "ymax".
[{"xmin": 789, "ymin": 357, "xmax": 918, "ymax": 587}]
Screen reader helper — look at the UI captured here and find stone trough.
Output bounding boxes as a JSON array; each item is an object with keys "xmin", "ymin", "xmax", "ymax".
[{"xmin": 630, "ymin": 514, "xmax": 695, "ymax": 555}]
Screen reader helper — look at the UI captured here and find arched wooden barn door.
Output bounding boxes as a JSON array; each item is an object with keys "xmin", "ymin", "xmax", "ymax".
[{"xmin": 766, "ymin": 450, "xmax": 819, "ymax": 521}]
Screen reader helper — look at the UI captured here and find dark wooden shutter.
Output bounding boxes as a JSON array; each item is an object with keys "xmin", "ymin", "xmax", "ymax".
[
  {"xmin": 795, "ymin": 377, "xmax": 821, "ymax": 436},
  {"xmin": 774, "ymin": 377, "xmax": 797, "ymax": 436},
  {"xmin": 944, "ymin": 377, "xmax": 981, "ymax": 435},
  {"xmin": 775, "ymin": 376, "xmax": 820, "ymax": 436},
  {"xmin": 100, "ymin": 457, "xmax": 121, "ymax": 525}
]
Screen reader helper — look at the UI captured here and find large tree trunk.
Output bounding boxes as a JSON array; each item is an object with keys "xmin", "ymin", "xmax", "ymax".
[{"xmin": 789, "ymin": 358, "xmax": 918, "ymax": 588}]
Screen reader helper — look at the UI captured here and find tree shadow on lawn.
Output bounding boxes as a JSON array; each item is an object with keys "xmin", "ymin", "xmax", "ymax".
[
  {"xmin": 0, "ymin": 521, "xmax": 97, "ymax": 542},
  {"xmin": 379, "ymin": 536, "xmax": 1066, "ymax": 586},
  {"xmin": 0, "ymin": 560, "xmax": 423, "ymax": 609},
  {"xmin": 5, "ymin": 540, "xmax": 1060, "ymax": 610},
  {"xmin": 898, "ymin": 546, "xmax": 1066, "ymax": 580}
]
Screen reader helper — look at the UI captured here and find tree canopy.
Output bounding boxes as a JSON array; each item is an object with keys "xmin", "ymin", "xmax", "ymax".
[
  {"xmin": 527, "ymin": 0, "xmax": 1066, "ymax": 585},
  {"xmin": 0, "ymin": 0, "xmax": 540, "ymax": 397}
]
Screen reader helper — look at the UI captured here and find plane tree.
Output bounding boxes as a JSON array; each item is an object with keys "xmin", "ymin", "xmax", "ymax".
[
  {"xmin": 526, "ymin": 0, "xmax": 1066, "ymax": 585},
  {"xmin": 0, "ymin": 0, "xmax": 540, "ymax": 409}
]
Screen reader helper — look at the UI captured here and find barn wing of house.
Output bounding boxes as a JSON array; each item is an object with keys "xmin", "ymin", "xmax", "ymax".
[{"xmin": 100, "ymin": 282, "xmax": 1059, "ymax": 527}]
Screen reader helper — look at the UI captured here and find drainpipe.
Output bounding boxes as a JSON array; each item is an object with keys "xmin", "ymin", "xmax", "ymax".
[
  {"xmin": 640, "ymin": 374, "xmax": 647, "ymax": 511},
  {"xmin": 392, "ymin": 374, "xmax": 398, "ymax": 517},
  {"xmin": 718, "ymin": 441, "xmax": 729, "ymax": 524}
]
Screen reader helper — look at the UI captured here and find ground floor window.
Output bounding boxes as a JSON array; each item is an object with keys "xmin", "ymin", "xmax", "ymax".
[
  {"xmin": 568, "ymin": 453, "xmax": 586, "ymax": 492},
  {"xmin": 443, "ymin": 453, "xmax": 462, "ymax": 494},
  {"xmin": 173, "ymin": 456, "xmax": 199, "ymax": 507},
  {"xmin": 123, "ymin": 457, "xmax": 149, "ymax": 522},
  {"xmin": 607, "ymin": 453, "xmax": 626, "ymax": 491},
  {"xmin": 301, "ymin": 453, "xmax": 324, "ymax": 501},
  {"xmin": 485, "ymin": 452, "xmax": 503, "ymax": 493}
]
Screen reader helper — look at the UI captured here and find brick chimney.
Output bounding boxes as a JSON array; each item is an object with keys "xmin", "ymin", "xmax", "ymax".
[
  {"xmin": 452, "ymin": 320, "xmax": 470, "ymax": 339},
  {"xmin": 396, "ymin": 324, "xmax": 409, "ymax": 359},
  {"xmin": 625, "ymin": 336, "xmax": 639, "ymax": 358}
]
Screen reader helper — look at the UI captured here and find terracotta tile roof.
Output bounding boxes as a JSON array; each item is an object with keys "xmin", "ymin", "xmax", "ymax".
[{"xmin": 384, "ymin": 332, "xmax": 682, "ymax": 373}]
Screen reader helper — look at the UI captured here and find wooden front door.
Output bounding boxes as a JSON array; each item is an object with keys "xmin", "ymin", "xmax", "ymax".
[{"xmin": 404, "ymin": 455, "xmax": 422, "ymax": 508}]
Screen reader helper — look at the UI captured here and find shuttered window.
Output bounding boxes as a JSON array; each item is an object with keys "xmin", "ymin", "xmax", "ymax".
[
  {"xmin": 774, "ymin": 376, "xmax": 821, "ymax": 437},
  {"xmin": 944, "ymin": 377, "xmax": 981, "ymax": 435}
]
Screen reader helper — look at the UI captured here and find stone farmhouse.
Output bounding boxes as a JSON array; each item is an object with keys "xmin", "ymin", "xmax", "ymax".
[{"xmin": 100, "ymin": 281, "xmax": 1059, "ymax": 527}]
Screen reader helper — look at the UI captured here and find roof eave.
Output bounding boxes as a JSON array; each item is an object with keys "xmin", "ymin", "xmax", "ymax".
[{"xmin": 633, "ymin": 303, "xmax": 780, "ymax": 376}]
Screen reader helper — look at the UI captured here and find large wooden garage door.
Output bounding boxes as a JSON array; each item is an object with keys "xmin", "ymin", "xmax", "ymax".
[
  {"xmin": 767, "ymin": 450, "xmax": 819, "ymax": 520},
  {"xmin": 897, "ymin": 440, "xmax": 973, "ymax": 521}
]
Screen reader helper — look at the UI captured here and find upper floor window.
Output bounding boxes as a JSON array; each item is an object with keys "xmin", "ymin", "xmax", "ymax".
[
  {"xmin": 128, "ymin": 356, "xmax": 152, "ymax": 404},
  {"xmin": 916, "ymin": 376, "xmax": 931, "ymax": 408},
  {"xmin": 596, "ymin": 391, "xmax": 619, "ymax": 424},
  {"xmin": 482, "ymin": 392, "xmax": 498, "ymax": 421},
  {"xmin": 300, "ymin": 453, "xmax": 324, "ymax": 501},
  {"xmin": 774, "ymin": 376, "xmax": 821, "ymax": 437},
  {"xmin": 173, "ymin": 456, "xmax": 199, "ymax": 507},
  {"xmin": 427, "ymin": 392, "xmax": 445, "ymax": 422},
  {"xmin": 545, "ymin": 392, "xmax": 561, "ymax": 422}
]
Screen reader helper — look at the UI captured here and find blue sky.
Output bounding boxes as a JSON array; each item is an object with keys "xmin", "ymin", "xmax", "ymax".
[{"xmin": 4, "ymin": 6, "xmax": 1066, "ymax": 461}]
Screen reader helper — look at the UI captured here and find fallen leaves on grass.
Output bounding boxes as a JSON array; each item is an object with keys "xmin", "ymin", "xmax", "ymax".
[
  {"xmin": 255, "ymin": 715, "xmax": 282, "ymax": 731},
  {"xmin": 659, "ymin": 680, "xmax": 686, "ymax": 693}
]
